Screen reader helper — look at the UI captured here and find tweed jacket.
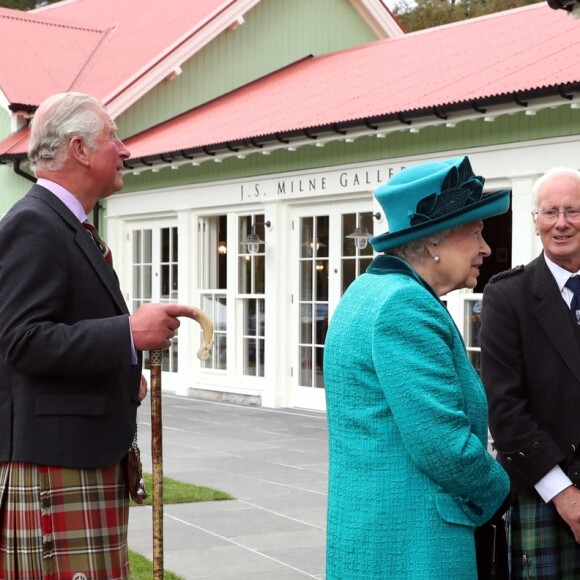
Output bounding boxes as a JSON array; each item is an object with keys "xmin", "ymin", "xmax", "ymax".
[
  {"xmin": 324, "ymin": 255, "xmax": 509, "ymax": 580},
  {"xmin": 480, "ymin": 254, "xmax": 580, "ymax": 495},
  {"xmin": 0, "ymin": 185, "xmax": 142, "ymax": 468}
]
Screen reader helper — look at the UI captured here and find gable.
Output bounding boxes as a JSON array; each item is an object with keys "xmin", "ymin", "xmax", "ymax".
[{"xmin": 117, "ymin": 0, "xmax": 384, "ymax": 139}]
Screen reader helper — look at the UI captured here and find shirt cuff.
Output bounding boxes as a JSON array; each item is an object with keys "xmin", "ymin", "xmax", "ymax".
[
  {"xmin": 128, "ymin": 315, "xmax": 139, "ymax": 365},
  {"xmin": 535, "ymin": 465, "xmax": 574, "ymax": 503}
]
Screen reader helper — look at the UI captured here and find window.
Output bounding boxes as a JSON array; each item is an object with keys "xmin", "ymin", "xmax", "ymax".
[
  {"xmin": 199, "ymin": 215, "xmax": 228, "ymax": 371},
  {"xmin": 238, "ymin": 215, "xmax": 266, "ymax": 377}
]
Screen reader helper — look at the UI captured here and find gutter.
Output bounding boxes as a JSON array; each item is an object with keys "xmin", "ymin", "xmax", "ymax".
[{"xmin": 13, "ymin": 160, "xmax": 36, "ymax": 183}]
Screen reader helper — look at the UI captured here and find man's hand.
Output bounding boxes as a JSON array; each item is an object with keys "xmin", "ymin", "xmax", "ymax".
[
  {"xmin": 552, "ymin": 485, "xmax": 580, "ymax": 543},
  {"xmin": 130, "ymin": 303, "xmax": 198, "ymax": 351},
  {"xmin": 139, "ymin": 374, "xmax": 148, "ymax": 402}
]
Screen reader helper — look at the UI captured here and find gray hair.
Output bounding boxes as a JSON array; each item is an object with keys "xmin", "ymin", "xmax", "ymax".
[
  {"xmin": 387, "ymin": 228, "xmax": 452, "ymax": 263},
  {"xmin": 28, "ymin": 92, "xmax": 107, "ymax": 173},
  {"xmin": 532, "ymin": 167, "xmax": 580, "ymax": 211}
]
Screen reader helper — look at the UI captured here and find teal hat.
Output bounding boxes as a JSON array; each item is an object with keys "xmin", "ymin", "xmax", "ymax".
[{"xmin": 370, "ymin": 156, "xmax": 510, "ymax": 252}]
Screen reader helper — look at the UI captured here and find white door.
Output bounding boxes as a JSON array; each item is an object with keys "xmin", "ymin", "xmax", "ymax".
[
  {"xmin": 292, "ymin": 203, "xmax": 375, "ymax": 410},
  {"xmin": 125, "ymin": 218, "xmax": 180, "ymax": 391}
]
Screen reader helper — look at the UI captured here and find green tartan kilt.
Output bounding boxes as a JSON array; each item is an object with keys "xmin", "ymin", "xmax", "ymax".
[{"xmin": 509, "ymin": 492, "xmax": 580, "ymax": 579}]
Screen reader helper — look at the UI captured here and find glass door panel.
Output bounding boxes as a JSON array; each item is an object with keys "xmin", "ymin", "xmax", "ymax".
[
  {"xmin": 298, "ymin": 215, "xmax": 329, "ymax": 389},
  {"xmin": 341, "ymin": 212, "xmax": 374, "ymax": 293},
  {"xmin": 199, "ymin": 215, "xmax": 228, "ymax": 372},
  {"xmin": 293, "ymin": 203, "xmax": 375, "ymax": 410},
  {"xmin": 238, "ymin": 214, "xmax": 266, "ymax": 378},
  {"xmin": 129, "ymin": 222, "xmax": 178, "ymax": 374}
]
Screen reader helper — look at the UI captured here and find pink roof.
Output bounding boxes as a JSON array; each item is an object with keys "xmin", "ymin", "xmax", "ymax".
[
  {"xmin": 32, "ymin": 0, "xmax": 241, "ymax": 105},
  {"xmin": 0, "ymin": 0, "xmax": 248, "ymax": 108},
  {"xmin": 123, "ymin": 3, "xmax": 580, "ymax": 160},
  {"xmin": 0, "ymin": 8, "xmax": 107, "ymax": 105},
  {"xmin": 1, "ymin": 3, "xmax": 579, "ymax": 163}
]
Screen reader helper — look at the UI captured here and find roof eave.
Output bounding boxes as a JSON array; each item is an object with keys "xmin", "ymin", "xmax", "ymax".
[{"xmin": 121, "ymin": 83, "xmax": 580, "ymax": 172}]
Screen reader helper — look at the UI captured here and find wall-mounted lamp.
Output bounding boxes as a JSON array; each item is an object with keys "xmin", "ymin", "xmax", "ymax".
[
  {"xmin": 240, "ymin": 221, "xmax": 272, "ymax": 254},
  {"xmin": 218, "ymin": 242, "xmax": 227, "ymax": 255},
  {"xmin": 346, "ymin": 212, "xmax": 381, "ymax": 250}
]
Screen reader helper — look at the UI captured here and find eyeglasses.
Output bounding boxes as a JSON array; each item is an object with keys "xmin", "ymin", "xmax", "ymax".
[{"xmin": 532, "ymin": 208, "xmax": 580, "ymax": 224}]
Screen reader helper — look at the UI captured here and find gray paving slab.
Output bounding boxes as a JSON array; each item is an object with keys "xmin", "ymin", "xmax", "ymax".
[{"xmin": 129, "ymin": 395, "xmax": 327, "ymax": 579}]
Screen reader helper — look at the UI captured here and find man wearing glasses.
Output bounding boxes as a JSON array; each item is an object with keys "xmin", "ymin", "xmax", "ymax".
[{"xmin": 480, "ymin": 167, "xmax": 580, "ymax": 578}]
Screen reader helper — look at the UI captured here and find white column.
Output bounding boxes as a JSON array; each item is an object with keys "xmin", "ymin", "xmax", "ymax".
[
  {"xmin": 175, "ymin": 210, "xmax": 195, "ymax": 397},
  {"xmin": 261, "ymin": 202, "xmax": 289, "ymax": 408}
]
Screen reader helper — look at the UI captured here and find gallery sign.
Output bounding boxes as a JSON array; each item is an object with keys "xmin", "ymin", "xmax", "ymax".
[{"xmin": 240, "ymin": 163, "xmax": 406, "ymax": 202}]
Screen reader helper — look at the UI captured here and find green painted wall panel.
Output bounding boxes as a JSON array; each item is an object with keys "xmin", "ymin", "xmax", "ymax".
[
  {"xmin": 117, "ymin": 0, "xmax": 378, "ymax": 138},
  {"xmin": 0, "ymin": 167, "xmax": 34, "ymax": 214},
  {"xmin": 0, "ymin": 109, "xmax": 9, "ymax": 141},
  {"xmin": 0, "ymin": 113, "xmax": 33, "ymax": 214}
]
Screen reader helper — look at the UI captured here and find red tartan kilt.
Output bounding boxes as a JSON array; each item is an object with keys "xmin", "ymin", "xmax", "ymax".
[{"xmin": 0, "ymin": 462, "xmax": 130, "ymax": 580}]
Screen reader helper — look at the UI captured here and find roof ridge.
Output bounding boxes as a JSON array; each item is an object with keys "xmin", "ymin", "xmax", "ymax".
[
  {"xmin": 67, "ymin": 24, "xmax": 118, "ymax": 95},
  {"xmin": 0, "ymin": 10, "xmax": 106, "ymax": 34}
]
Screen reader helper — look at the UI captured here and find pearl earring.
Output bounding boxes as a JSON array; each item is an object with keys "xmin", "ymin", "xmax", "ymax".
[{"xmin": 434, "ymin": 255, "xmax": 440, "ymax": 263}]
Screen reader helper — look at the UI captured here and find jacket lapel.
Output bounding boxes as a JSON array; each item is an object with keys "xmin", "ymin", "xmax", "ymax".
[
  {"xmin": 28, "ymin": 186, "xmax": 129, "ymax": 316},
  {"xmin": 532, "ymin": 256, "xmax": 580, "ymax": 383}
]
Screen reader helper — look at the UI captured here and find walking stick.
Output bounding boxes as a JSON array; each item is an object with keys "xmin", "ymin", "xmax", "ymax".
[{"xmin": 150, "ymin": 308, "xmax": 215, "ymax": 580}]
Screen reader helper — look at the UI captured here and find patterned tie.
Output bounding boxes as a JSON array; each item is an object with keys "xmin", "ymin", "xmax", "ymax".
[
  {"xmin": 83, "ymin": 220, "xmax": 113, "ymax": 267},
  {"xmin": 565, "ymin": 276, "xmax": 580, "ymax": 324}
]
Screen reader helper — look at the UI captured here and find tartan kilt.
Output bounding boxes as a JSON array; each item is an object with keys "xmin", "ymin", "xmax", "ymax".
[
  {"xmin": 0, "ymin": 461, "xmax": 130, "ymax": 580},
  {"xmin": 509, "ymin": 491, "xmax": 580, "ymax": 579}
]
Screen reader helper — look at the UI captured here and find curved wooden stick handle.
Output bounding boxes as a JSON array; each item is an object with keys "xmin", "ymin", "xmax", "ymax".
[{"xmin": 192, "ymin": 308, "xmax": 215, "ymax": 361}]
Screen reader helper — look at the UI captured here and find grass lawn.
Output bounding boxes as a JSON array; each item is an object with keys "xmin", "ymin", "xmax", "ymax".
[
  {"xmin": 128, "ymin": 472, "xmax": 234, "ymax": 578},
  {"xmin": 136, "ymin": 472, "xmax": 234, "ymax": 506},
  {"xmin": 129, "ymin": 550, "xmax": 185, "ymax": 580}
]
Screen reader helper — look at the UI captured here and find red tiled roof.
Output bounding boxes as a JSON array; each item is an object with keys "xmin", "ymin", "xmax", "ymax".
[
  {"xmin": 123, "ymin": 3, "xmax": 580, "ymax": 160},
  {"xmin": 0, "ymin": 128, "xmax": 30, "ymax": 159},
  {"xmin": 0, "ymin": 0, "xmax": 249, "ymax": 109},
  {"xmin": 0, "ymin": 8, "xmax": 107, "ymax": 106},
  {"xmin": 1, "ymin": 3, "xmax": 579, "ymax": 164},
  {"xmin": 32, "ymin": 0, "xmax": 241, "ymax": 104}
]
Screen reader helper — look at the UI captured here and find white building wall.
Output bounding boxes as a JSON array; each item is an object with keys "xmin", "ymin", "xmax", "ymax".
[{"xmin": 107, "ymin": 135, "xmax": 580, "ymax": 409}]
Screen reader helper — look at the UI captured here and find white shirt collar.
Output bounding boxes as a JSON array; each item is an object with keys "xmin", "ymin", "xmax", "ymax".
[
  {"xmin": 543, "ymin": 253, "xmax": 580, "ymax": 295},
  {"xmin": 36, "ymin": 178, "xmax": 87, "ymax": 223}
]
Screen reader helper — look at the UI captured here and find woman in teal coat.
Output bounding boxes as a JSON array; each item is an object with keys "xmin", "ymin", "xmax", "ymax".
[{"xmin": 324, "ymin": 156, "xmax": 511, "ymax": 579}]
